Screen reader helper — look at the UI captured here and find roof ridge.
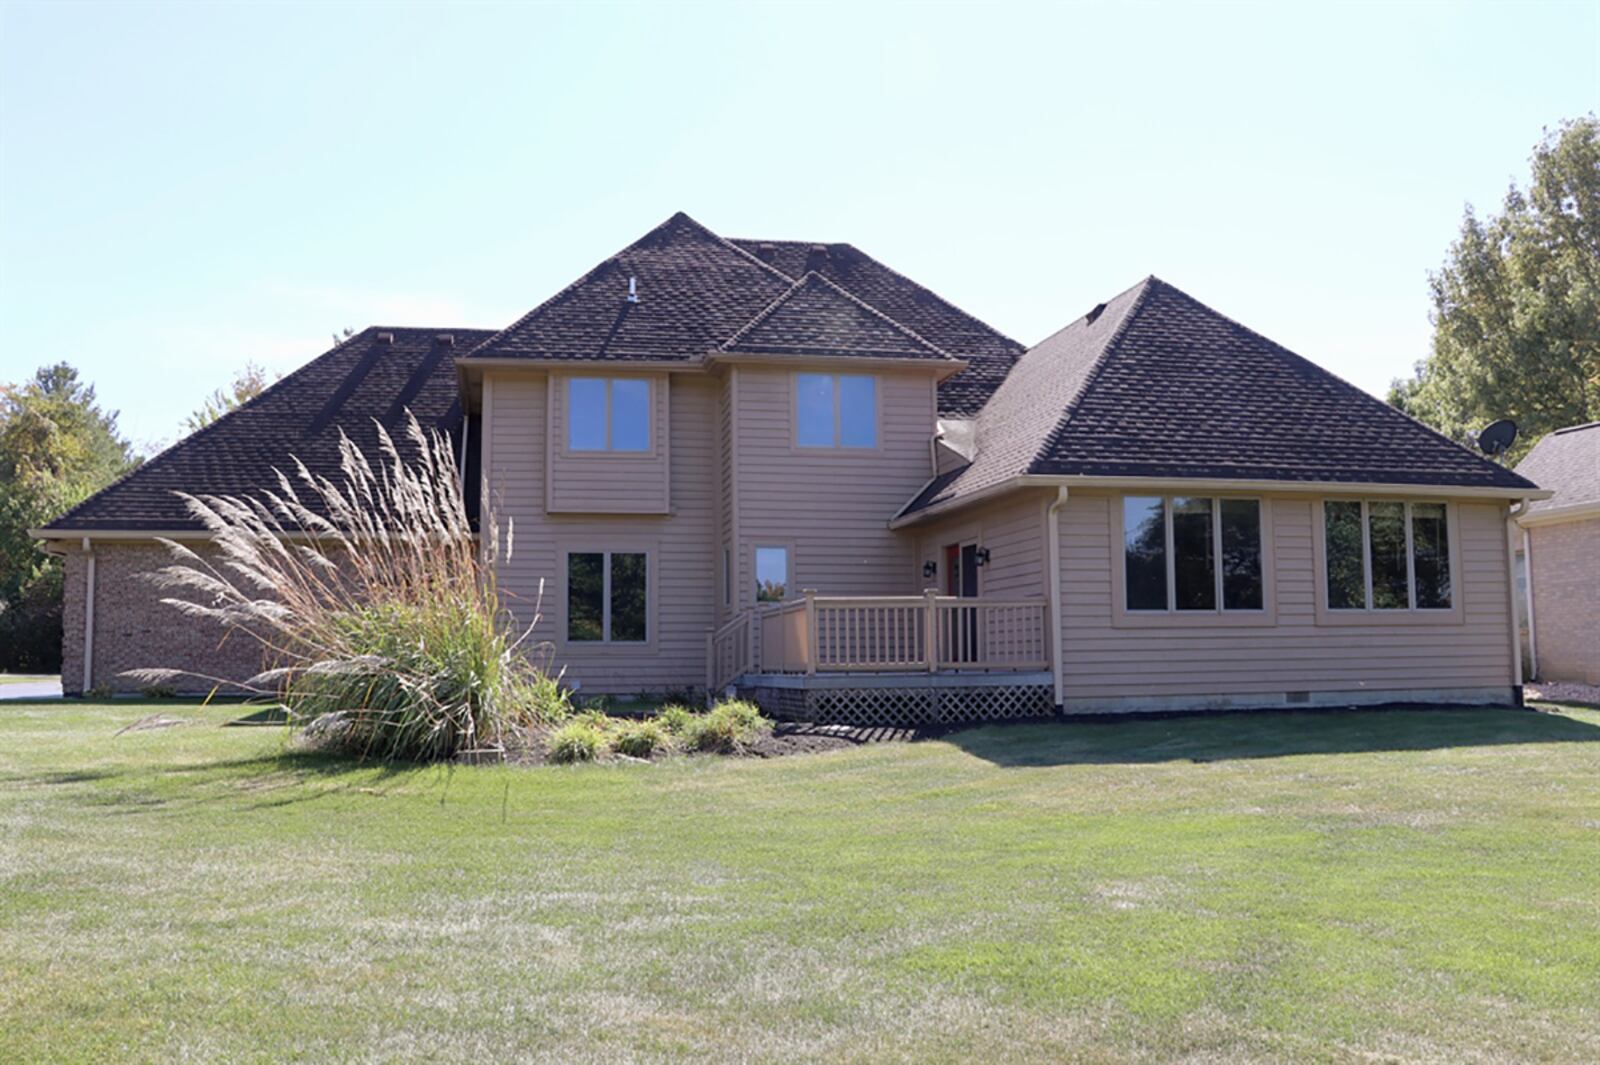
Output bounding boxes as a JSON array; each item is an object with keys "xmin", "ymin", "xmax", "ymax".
[
  {"xmin": 719, "ymin": 270, "xmax": 953, "ymax": 357},
  {"xmin": 1143, "ymin": 277, "xmax": 1532, "ymax": 485},
  {"xmin": 1553, "ymin": 421, "xmax": 1600, "ymax": 435},
  {"xmin": 1024, "ymin": 277, "xmax": 1162, "ymax": 473},
  {"xmin": 45, "ymin": 327, "xmax": 391, "ymax": 530}
]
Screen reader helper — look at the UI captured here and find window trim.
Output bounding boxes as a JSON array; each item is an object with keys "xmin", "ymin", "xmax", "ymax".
[
  {"xmin": 1110, "ymin": 494, "xmax": 1276, "ymax": 628},
  {"xmin": 562, "ymin": 375, "xmax": 654, "ymax": 456},
  {"xmin": 750, "ymin": 541, "xmax": 796, "ymax": 606},
  {"xmin": 1312, "ymin": 499, "xmax": 1465, "ymax": 626},
  {"xmin": 559, "ymin": 544, "xmax": 655, "ymax": 648},
  {"xmin": 790, "ymin": 371, "xmax": 881, "ymax": 451}
]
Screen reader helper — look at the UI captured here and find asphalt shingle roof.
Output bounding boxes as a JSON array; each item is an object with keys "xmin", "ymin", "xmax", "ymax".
[
  {"xmin": 720, "ymin": 272, "xmax": 953, "ymax": 360},
  {"xmin": 731, "ymin": 238, "xmax": 1024, "ymax": 415},
  {"xmin": 44, "ymin": 328, "xmax": 492, "ymax": 532},
  {"xmin": 1515, "ymin": 422, "xmax": 1600, "ymax": 514},
  {"xmin": 904, "ymin": 276, "xmax": 1536, "ymax": 516}
]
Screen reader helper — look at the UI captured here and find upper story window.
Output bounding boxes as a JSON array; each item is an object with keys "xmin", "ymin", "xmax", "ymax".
[
  {"xmin": 796, "ymin": 373, "xmax": 876, "ymax": 448},
  {"xmin": 568, "ymin": 377, "xmax": 650, "ymax": 452},
  {"xmin": 1124, "ymin": 496, "xmax": 1264, "ymax": 612},
  {"xmin": 1324, "ymin": 500, "xmax": 1451, "ymax": 611}
]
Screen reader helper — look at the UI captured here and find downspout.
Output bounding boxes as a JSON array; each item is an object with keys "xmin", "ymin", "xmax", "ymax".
[
  {"xmin": 1506, "ymin": 499, "xmax": 1529, "ymax": 701},
  {"xmin": 81, "ymin": 536, "xmax": 95, "ymax": 694},
  {"xmin": 1522, "ymin": 525, "xmax": 1538, "ymax": 682},
  {"xmin": 1046, "ymin": 487, "xmax": 1069, "ymax": 710},
  {"xmin": 458, "ymin": 412, "xmax": 470, "ymax": 484}
]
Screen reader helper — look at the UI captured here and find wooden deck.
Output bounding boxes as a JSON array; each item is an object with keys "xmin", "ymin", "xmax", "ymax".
[{"xmin": 707, "ymin": 590, "xmax": 1050, "ymax": 695}]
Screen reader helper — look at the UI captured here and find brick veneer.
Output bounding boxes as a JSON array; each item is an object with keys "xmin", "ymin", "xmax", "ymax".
[
  {"xmin": 1527, "ymin": 517, "xmax": 1600, "ymax": 685},
  {"xmin": 61, "ymin": 542, "xmax": 268, "ymax": 695}
]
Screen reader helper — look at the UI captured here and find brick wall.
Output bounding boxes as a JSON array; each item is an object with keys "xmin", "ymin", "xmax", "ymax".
[
  {"xmin": 1528, "ymin": 517, "xmax": 1600, "ymax": 685},
  {"xmin": 60, "ymin": 542, "xmax": 269, "ymax": 696}
]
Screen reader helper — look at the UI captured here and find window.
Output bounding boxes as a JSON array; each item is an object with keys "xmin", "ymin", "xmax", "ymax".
[
  {"xmin": 796, "ymin": 373, "xmax": 876, "ymax": 448},
  {"xmin": 754, "ymin": 545, "xmax": 789, "ymax": 603},
  {"xmin": 1123, "ymin": 496, "xmax": 1263, "ymax": 612},
  {"xmin": 567, "ymin": 551, "xmax": 647, "ymax": 642},
  {"xmin": 567, "ymin": 377, "xmax": 650, "ymax": 452},
  {"xmin": 1323, "ymin": 500, "xmax": 1452, "ymax": 611}
]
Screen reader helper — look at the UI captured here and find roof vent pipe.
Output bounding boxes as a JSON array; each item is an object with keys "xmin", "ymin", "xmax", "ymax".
[
  {"xmin": 1085, "ymin": 303, "xmax": 1106, "ymax": 325},
  {"xmin": 626, "ymin": 277, "xmax": 639, "ymax": 304},
  {"xmin": 375, "ymin": 331, "xmax": 394, "ymax": 345}
]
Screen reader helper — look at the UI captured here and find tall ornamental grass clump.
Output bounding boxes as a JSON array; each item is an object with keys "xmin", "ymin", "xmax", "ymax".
[{"xmin": 127, "ymin": 413, "xmax": 558, "ymax": 761}]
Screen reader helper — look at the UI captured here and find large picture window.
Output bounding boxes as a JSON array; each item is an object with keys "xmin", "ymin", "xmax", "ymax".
[
  {"xmin": 796, "ymin": 373, "xmax": 876, "ymax": 448},
  {"xmin": 1324, "ymin": 500, "xmax": 1452, "ymax": 611},
  {"xmin": 567, "ymin": 551, "xmax": 647, "ymax": 642},
  {"xmin": 1123, "ymin": 496, "xmax": 1263, "ymax": 613},
  {"xmin": 567, "ymin": 377, "xmax": 650, "ymax": 452}
]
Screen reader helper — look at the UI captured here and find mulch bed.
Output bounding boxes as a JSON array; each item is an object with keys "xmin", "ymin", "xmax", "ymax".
[{"xmin": 456, "ymin": 721, "xmax": 926, "ymax": 767}]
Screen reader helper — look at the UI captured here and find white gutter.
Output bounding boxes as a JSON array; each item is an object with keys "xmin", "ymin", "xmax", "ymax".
[
  {"xmin": 1506, "ymin": 499, "xmax": 1530, "ymax": 691},
  {"xmin": 458, "ymin": 412, "xmax": 470, "ymax": 484},
  {"xmin": 892, "ymin": 473, "xmax": 1554, "ymax": 528},
  {"xmin": 1515, "ymin": 500, "xmax": 1600, "ymax": 527},
  {"xmin": 1045, "ymin": 487, "xmax": 1069, "ymax": 709},
  {"xmin": 81, "ymin": 536, "xmax": 95, "ymax": 694},
  {"xmin": 1522, "ymin": 525, "xmax": 1539, "ymax": 682}
]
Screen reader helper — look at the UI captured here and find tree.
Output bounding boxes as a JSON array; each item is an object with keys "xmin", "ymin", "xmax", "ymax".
[
  {"xmin": 0, "ymin": 364, "xmax": 138, "ymax": 671},
  {"xmin": 1389, "ymin": 115, "xmax": 1599, "ymax": 462},
  {"xmin": 183, "ymin": 361, "xmax": 276, "ymax": 433}
]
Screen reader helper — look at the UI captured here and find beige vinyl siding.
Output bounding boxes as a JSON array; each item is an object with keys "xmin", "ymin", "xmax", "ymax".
[
  {"xmin": 734, "ymin": 366, "xmax": 936, "ymax": 602},
  {"xmin": 717, "ymin": 368, "xmax": 737, "ymax": 623},
  {"xmin": 486, "ymin": 369, "xmax": 717, "ymax": 694},
  {"xmin": 913, "ymin": 489, "xmax": 1049, "ymax": 597},
  {"xmin": 546, "ymin": 371, "xmax": 670, "ymax": 514},
  {"xmin": 1056, "ymin": 492, "xmax": 1516, "ymax": 699}
]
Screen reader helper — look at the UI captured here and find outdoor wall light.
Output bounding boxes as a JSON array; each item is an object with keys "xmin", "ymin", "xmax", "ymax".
[
  {"xmin": 922, "ymin": 561, "xmax": 938, "ymax": 579},
  {"xmin": 974, "ymin": 547, "xmax": 991, "ymax": 567}
]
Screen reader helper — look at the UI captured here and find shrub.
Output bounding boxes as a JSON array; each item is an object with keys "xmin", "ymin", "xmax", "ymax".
[
  {"xmin": 613, "ymin": 720, "xmax": 671, "ymax": 758},
  {"xmin": 548, "ymin": 721, "xmax": 606, "ymax": 763},
  {"xmin": 654, "ymin": 704, "xmax": 695, "ymax": 735},
  {"xmin": 126, "ymin": 412, "xmax": 560, "ymax": 762},
  {"xmin": 139, "ymin": 685, "xmax": 177, "ymax": 699},
  {"xmin": 683, "ymin": 699, "xmax": 769, "ymax": 753}
]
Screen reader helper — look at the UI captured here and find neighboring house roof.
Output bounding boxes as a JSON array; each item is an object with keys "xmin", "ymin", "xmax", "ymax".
[
  {"xmin": 42, "ymin": 328, "xmax": 491, "ymax": 532},
  {"xmin": 730, "ymin": 238, "xmax": 1025, "ymax": 415},
  {"xmin": 902, "ymin": 276, "xmax": 1537, "ymax": 518},
  {"xmin": 1515, "ymin": 422, "xmax": 1600, "ymax": 519},
  {"xmin": 719, "ymin": 271, "xmax": 953, "ymax": 360}
]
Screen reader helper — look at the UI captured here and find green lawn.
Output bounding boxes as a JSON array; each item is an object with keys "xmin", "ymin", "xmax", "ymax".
[{"xmin": 3, "ymin": 700, "xmax": 1597, "ymax": 1063}]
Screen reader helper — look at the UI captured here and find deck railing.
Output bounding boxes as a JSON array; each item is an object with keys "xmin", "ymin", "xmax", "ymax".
[
  {"xmin": 753, "ymin": 590, "xmax": 1048, "ymax": 676},
  {"xmin": 705, "ymin": 611, "xmax": 755, "ymax": 695}
]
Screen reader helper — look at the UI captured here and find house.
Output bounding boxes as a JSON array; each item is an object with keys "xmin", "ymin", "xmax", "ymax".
[
  {"xmin": 35, "ymin": 212, "xmax": 1549, "ymax": 723},
  {"xmin": 1514, "ymin": 423, "xmax": 1600, "ymax": 685}
]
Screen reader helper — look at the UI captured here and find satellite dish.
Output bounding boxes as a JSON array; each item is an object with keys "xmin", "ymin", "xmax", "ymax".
[{"xmin": 1475, "ymin": 419, "xmax": 1518, "ymax": 457}]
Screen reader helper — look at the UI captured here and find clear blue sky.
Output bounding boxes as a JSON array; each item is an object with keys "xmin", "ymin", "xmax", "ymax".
[{"xmin": 2, "ymin": 1, "xmax": 1596, "ymax": 450}]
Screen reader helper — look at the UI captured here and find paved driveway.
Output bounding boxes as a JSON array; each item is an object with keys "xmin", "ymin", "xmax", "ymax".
[{"xmin": 0, "ymin": 677, "xmax": 63, "ymax": 701}]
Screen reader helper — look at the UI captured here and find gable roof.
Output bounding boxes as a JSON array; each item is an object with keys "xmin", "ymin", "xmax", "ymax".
[
  {"xmin": 901, "ymin": 276, "xmax": 1537, "ymax": 518},
  {"xmin": 720, "ymin": 271, "xmax": 953, "ymax": 360},
  {"xmin": 1515, "ymin": 422, "xmax": 1600, "ymax": 516},
  {"xmin": 466, "ymin": 212, "xmax": 794, "ymax": 364},
  {"xmin": 41, "ymin": 327, "xmax": 492, "ymax": 532},
  {"xmin": 731, "ymin": 238, "xmax": 1024, "ymax": 415},
  {"xmin": 455, "ymin": 212, "xmax": 1017, "ymax": 412}
]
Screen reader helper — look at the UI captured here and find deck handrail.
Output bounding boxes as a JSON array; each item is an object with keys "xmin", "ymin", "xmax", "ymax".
[
  {"xmin": 704, "ymin": 610, "xmax": 755, "ymax": 697},
  {"xmin": 742, "ymin": 591, "xmax": 1049, "ymax": 676}
]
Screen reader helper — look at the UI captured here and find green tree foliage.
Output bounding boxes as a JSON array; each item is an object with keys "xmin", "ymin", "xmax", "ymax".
[
  {"xmin": 0, "ymin": 364, "xmax": 138, "ymax": 671},
  {"xmin": 183, "ymin": 361, "xmax": 275, "ymax": 433},
  {"xmin": 1390, "ymin": 116, "xmax": 1599, "ymax": 462}
]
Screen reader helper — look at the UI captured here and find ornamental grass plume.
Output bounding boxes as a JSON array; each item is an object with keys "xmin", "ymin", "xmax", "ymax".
[{"xmin": 126, "ymin": 412, "xmax": 560, "ymax": 761}]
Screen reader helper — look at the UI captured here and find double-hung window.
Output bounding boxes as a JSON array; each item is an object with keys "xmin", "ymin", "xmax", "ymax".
[
  {"xmin": 1323, "ymin": 500, "xmax": 1451, "ymax": 611},
  {"xmin": 796, "ymin": 373, "xmax": 876, "ymax": 448},
  {"xmin": 567, "ymin": 377, "xmax": 649, "ymax": 451},
  {"xmin": 1123, "ymin": 496, "xmax": 1264, "ymax": 612},
  {"xmin": 567, "ymin": 551, "xmax": 647, "ymax": 642}
]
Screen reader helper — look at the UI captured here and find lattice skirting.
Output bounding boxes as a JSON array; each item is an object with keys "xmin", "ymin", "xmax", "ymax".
[{"xmin": 740, "ymin": 682, "xmax": 1052, "ymax": 728}]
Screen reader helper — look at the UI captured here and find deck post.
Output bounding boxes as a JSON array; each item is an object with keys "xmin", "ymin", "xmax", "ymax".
[
  {"xmin": 923, "ymin": 588, "xmax": 939, "ymax": 673},
  {"xmin": 803, "ymin": 589, "xmax": 818, "ymax": 675}
]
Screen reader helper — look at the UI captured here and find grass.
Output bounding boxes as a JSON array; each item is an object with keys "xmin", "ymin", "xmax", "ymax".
[
  {"xmin": 0, "ymin": 674, "xmax": 54, "ymax": 686},
  {"xmin": 2, "ymin": 700, "xmax": 1597, "ymax": 1063}
]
